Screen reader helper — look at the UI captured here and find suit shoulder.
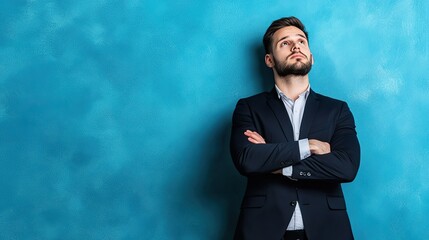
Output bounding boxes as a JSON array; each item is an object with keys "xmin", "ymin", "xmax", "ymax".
[
  {"xmin": 314, "ymin": 91, "xmax": 347, "ymax": 106},
  {"xmin": 237, "ymin": 91, "xmax": 272, "ymax": 104}
]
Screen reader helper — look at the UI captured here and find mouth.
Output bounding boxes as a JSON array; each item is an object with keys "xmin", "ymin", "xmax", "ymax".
[{"xmin": 289, "ymin": 53, "xmax": 306, "ymax": 59}]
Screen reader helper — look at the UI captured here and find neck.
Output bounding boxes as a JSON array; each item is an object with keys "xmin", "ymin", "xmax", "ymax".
[{"xmin": 274, "ymin": 73, "xmax": 309, "ymax": 101}]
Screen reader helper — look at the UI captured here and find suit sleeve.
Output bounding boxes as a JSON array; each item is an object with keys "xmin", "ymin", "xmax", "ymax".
[
  {"xmin": 230, "ymin": 99, "xmax": 301, "ymax": 176},
  {"xmin": 292, "ymin": 102, "xmax": 360, "ymax": 183}
]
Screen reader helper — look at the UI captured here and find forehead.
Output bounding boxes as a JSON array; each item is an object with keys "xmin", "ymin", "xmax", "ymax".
[{"xmin": 272, "ymin": 26, "xmax": 307, "ymax": 42}]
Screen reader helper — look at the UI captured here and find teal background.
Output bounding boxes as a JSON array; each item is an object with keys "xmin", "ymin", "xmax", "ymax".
[{"xmin": 1, "ymin": 0, "xmax": 428, "ymax": 239}]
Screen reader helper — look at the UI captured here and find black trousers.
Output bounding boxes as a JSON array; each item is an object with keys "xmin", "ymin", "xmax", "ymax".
[{"xmin": 283, "ymin": 230, "xmax": 308, "ymax": 240}]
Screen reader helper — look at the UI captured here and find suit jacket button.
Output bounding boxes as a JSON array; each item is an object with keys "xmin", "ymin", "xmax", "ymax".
[
  {"xmin": 299, "ymin": 171, "xmax": 304, "ymax": 176},
  {"xmin": 290, "ymin": 201, "xmax": 296, "ymax": 206},
  {"xmin": 281, "ymin": 161, "xmax": 285, "ymax": 165},
  {"xmin": 307, "ymin": 172, "xmax": 311, "ymax": 177}
]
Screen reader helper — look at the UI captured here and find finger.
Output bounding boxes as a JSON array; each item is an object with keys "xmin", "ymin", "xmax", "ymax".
[
  {"xmin": 244, "ymin": 130, "xmax": 254, "ymax": 137},
  {"xmin": 244, "ymin": 130, "xmax": 266, "ymax": 144},
  {"xmin": 248, "ymin": 137, "xmax": 262, "ymax": 144},
  {"xmin": 244, "ymin": 131, "xmax": 263, "ymax": 141},
  {"xmin": 252, "ymin": 138, "xmax": 266, "ymax": 144},
  {"xmin": 250, "ymin": 131, "xmax": 264, "ymax": 140},
  {"xmin": 244, "ymin": 131, "xmax": 253, "ymax": 137},
  {"xmin": 252, "ymin": 136, "xmax": 265, "ymax": 143},
  {"xmin": 250, "ymin": 131, "xmax": 263, "ymax": 138},
  {"xmin": 244, "ymin": 130, "xmax": 259, "ymax": 135}
]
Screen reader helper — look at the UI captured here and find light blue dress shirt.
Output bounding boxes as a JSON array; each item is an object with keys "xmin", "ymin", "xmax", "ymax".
[{"xmin": 275, "ymin": 84, "xmax": 311, "ymax": 231}]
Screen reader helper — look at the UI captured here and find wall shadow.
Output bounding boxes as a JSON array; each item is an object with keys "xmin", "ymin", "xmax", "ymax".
[
  {"xmin": 251, "ymin": 41, "xmax": 273, "ymax": 92},
  {"xmin": 196, "ymin": 40, "xmax": 274, "ymax": 239},
  {"xmin": 198, "ymin": 119, "xmax": 244, "ymax": 239}
]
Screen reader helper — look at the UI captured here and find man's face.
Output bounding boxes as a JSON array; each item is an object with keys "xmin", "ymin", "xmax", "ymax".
[{"xmin": 266, "ymin": 26, "xmax": 313, "ymax": 77}]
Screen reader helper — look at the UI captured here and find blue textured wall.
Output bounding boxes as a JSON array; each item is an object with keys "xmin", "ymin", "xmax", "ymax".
[{"xmin": 1, "ymin": 1, "xmax": 428, "ymax": 239}]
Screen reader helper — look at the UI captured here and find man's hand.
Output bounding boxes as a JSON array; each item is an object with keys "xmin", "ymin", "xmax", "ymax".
[
  {"xmin": 244, "ymin": 130, "xmax": 266, "ymax": 144},
  {"xmin": 309, "ymin": 139, "xmax": 331, "ymax": 155}
]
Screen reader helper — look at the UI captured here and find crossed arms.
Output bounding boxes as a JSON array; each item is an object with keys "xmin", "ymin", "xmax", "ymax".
[
  {"xmin": 230, "ymin": 98, "xmax": 360, "ymax": 183},
  {"xmin": 245, "ymin": 130, "xmax": 331, "ymax": 155},
  {"xmin": 244, "ymin": 130, "xmax": 331, "ymax": 174}
]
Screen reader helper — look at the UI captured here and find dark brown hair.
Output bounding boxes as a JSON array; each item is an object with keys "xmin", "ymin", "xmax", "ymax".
[{"xmin": 263, "ymin": 16, "xmax": 309, "ymax": 54}]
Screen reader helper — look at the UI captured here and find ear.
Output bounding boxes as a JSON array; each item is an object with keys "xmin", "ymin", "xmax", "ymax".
[{"xmin": 265, "ymin": 54, "xmax": 274, "ymax": 68}]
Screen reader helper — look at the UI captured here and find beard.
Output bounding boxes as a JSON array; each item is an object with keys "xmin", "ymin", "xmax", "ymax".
[{"xmin": 273, "ymin": 54, "xmax": 313, "ymax": 77}]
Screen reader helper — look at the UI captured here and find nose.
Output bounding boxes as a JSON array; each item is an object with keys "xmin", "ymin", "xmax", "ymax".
[{"xmin": 291, "ymin": 44, "xmax": 300, "ymax": 51}]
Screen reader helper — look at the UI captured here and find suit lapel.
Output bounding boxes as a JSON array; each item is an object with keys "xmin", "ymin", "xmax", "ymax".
[
  {"xmin": 299, "ymin": 90, "xmax": 320, "ymax": 139},
  {"xmin": 266, "ymin": 88, "xmax": 295, "ymax": 141}
]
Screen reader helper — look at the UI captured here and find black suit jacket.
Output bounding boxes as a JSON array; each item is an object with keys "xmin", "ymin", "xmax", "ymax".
[{"xmin": 230, "ymin": 89, "xmax": 360, "ymax": 240}]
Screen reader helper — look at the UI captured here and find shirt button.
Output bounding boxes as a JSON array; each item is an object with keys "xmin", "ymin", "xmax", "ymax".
[{"xmin": 290, "ymin": 201, "xmax": 297, "ymax": 206}]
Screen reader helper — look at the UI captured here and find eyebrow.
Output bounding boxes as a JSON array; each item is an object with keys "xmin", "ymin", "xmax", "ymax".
[{"xmin": 276, "ymin": 34, "xmax": 307, "ymax": 45}]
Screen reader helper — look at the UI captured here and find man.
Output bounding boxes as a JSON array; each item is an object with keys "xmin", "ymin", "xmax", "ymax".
[{"xmin": 230, "ymin": 17, "xmax": 360, "ymax": 240}]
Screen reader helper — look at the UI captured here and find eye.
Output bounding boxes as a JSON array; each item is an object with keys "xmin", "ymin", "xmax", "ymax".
[
  {"xmin": 299, "ymin": 40, "xmax": 305, "ymax": 45},
  {"xmin": 280, "ymin": 41, "xmax": 289, "ymax": 47}
]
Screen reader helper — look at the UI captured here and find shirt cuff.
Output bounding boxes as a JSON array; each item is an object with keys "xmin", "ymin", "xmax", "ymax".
[
  {"xmin": 298, "ymin": 138, "xmax": 311, "ymax": 160},
  {"xmin": 282, "ymin": 166, "xmax": 293, "ymax": 176},
  {"xmin": 283, "ymin": 139, "xmax": 310, "ymax": 177}
]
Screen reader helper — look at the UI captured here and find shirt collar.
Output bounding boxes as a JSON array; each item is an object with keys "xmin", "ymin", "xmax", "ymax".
[{"xmin": 275, "ymin": 84, "xmax": 311, "ymax": 100}]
